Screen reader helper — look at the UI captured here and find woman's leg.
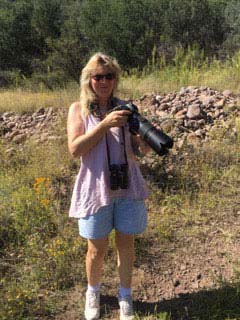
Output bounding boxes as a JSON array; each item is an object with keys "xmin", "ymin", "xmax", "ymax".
[
  {"xmin": 115, "ymin": 231, "xmax": 135, "ymax": 288},
  {"xmin": 86, "ymin": 237, "xmax": 109, "ymax": 286}
]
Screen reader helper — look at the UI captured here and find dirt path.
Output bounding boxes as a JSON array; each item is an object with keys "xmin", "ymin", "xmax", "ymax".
[{"xmin": 56, "ymin": 201, "xmax": 240, "ymax": 319}]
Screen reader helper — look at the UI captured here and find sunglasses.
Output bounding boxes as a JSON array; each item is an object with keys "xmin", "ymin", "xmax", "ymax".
[{"xmin": 91, "ymin": 73, "xmax": 115, "ymax": 81}]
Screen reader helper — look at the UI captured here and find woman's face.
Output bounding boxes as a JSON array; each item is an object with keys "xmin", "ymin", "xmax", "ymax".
[{"xmin": 90, "ymin": 66, "xmax": 116, "ymax": 103}]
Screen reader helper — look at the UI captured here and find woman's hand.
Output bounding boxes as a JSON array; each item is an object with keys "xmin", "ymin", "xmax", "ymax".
[
  {"xmin": 67, "ymin": 103, "xmax": 131, "ymax": 158},
  {"xmin": 102, "ymin": 110, "xmax": 131, "ymax": 128}
]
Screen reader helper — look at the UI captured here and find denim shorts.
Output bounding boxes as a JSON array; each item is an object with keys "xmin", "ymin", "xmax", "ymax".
[{"xmin": 78, "ymin": 198, "xmax": 147, "ymax": 239}]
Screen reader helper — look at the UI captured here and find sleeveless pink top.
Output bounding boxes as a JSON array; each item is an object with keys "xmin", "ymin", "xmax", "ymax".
[{"xmin": 69, "ymin": 112, "xmax": 148, "ymax": 218}]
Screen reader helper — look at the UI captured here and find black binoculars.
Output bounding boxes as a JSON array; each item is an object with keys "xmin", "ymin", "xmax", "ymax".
[{"xmin": 109, "ymin": 163, "xmax": 129, "ymax": 190}]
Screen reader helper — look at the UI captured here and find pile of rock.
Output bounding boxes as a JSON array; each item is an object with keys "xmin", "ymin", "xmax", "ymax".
[
  {"xmin": 0, "ymin": 107, "xmax": 62, "ymax": 145},
  {"xmin": 136, "ymin": 86, "xmax": 239, "ymax": 150},
  {"xmin": 0, "ymin": 86, "xmax": 239, "ymax": 152}
]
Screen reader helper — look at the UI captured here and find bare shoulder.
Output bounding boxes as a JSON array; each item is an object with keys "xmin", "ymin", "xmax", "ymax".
[
  {"xmin": 68, "ymin": 101, "xmax": 81, "ymax": 115},
  {"xmin": 68, "ymin": 101, "xmax": 83, "ymax": 121},
  {"xmin": 67, "ymin": 101, "xmax": 84, "ymax": 135}
]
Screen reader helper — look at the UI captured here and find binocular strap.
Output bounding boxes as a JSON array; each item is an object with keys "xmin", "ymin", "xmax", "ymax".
[{"xmin": 105, "ymin": 127, "xmax": 128, "ymax": 170}]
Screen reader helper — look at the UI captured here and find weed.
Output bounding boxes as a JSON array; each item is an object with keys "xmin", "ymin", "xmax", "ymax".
[{"xmin": 0, "ymin": 56, "xmax": 240, "ymax": 318}]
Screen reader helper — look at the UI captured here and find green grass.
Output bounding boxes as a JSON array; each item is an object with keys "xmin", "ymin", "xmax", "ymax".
[
  {"xmin": 0, "ymin": 52, "xmax": 240, "ymax": 319},
  {"xmin": 0, "ymin": 115, "xmax": 239, "ymax": 319},
  {"xmin": 120, "ymin": 49, "xmax": 240, "ymax": 98}
]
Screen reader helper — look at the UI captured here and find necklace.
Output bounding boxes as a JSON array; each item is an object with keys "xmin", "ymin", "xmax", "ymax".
[{"xmin": 89, "ymin": 98, "xmax": 117, "ymax": 118}]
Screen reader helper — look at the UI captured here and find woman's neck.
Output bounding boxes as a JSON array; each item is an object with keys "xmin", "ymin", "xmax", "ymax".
[{"xmin": 98, "ymin": 98, "xmax": 111, "ymax": 112}]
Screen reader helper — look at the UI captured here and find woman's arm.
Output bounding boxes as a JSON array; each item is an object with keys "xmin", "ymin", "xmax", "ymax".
[{"xmin": 67, "ymin": 102, "xmax": 131, "ymax": 158}]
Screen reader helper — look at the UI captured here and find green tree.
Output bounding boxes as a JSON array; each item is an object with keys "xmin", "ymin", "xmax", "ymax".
[
  {"xmin": 45, "ymin": 0, "xmax": 90, "ymax": 82},
  {"xmin": 79, "ymin": 0, "xmax": 164, "ymax": 69},
  {"xmin": 31, "ymin": 0, "xmax": 63, "ymax": 40},
  {"xmin": 223, "ymin": 0, "xmax": 240, "ymax": 52},
  {"xmin": 0, "ymin": 0, "xmax": 44, "ymax": 75},
  {"xmin": 164, "ymin": 0, "xmax": 215, "ymax": 49}
]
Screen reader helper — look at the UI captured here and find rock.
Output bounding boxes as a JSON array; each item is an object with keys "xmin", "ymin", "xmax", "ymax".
[
  {"xmin": 139, "ymin": 94, "xmax": 147, "ymax": 101},
  {"xmin": 156, "ymin": 110, "xmax": 169, "ymax": 118},
  {"xmin": 160, "ymin": 119, "xmax": 175, "ymax": 133},
  {"xmin": 187, "ymin": 104, "xmax": 202, "ymax": 119},
  {"xmin": 2, "ymin": 112, "xmax": 15, "ymax": 120},
  {"xmin": 12, "ymin": 133, "xmax": 27, "ymax": 144},
  {"xmin": 186, "ymin": 133, "xmax": 202, "ymax": 147},
  {"xmin": 0, "ymin": 87, "xmax": 239, "ymax": 155},
  {"xmin": 222, "ymin": 89, "xmax": 232, "ymax": 97},
  {"xmin": 155, "ymin": 95, "xmax": 162, "ymax": 102},
  {"xmin": 179, "ymin": 87, "xmax": 187, "ymax": 96},
  {"xmin": 173, "ymin": 279, "xmax": 181, "ymax": 287},
  {"xmin": 159, "ymin": 103, "xmax": 169, "ymax": 111},
  {"xmin": 199, "ymin": 95, "xmax": 214, "ymax": 106},
  {"xmin": 214, "ymin": 99, "xmax": 225, "ymax": 108},
  {"xmin": 175, "ymin": 109, "xmax": 187, "ymax": 119}
]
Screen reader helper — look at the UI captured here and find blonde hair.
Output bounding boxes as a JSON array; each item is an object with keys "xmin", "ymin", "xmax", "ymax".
[{"xmin": 80, "ymin": 52, "xmax": 121, "ymax": 116}]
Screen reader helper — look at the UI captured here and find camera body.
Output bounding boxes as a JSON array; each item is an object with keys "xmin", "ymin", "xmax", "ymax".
[
  {"xmin": 111, "ymin": 103, "xmax": 174, "ymax": 156},
  {"xmin": 109, "ymin": 163, "xmax": 129, "ymax": 190}
]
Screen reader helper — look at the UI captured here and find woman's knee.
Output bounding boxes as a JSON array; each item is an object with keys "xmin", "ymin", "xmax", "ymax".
[
  {"xmin": 115, "ymin": 231, "xmax": 134, "ymax": 252},
  {"xmin": 87, "ymin": 238, "xmax": 108, "ymax": 260}
]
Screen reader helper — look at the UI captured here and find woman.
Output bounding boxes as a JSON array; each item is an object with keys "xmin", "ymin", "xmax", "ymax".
[{"xmin": 67, "ymin": 52, "xmax": 149, "ymax": 320}]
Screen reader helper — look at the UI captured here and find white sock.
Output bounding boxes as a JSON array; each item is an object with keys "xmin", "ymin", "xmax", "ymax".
[
  {"xmin": 87, "ymin": 283, "xmax": 100, "ymax": 293},
  {"xmin": 119, "ymin": 286, "xmax": 132, "ymax": 298}
]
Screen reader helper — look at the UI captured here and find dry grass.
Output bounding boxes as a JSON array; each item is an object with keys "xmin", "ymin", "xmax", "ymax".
[
  {"xmin": 0, "ymin": 52, "xmax": 240, "ymax": 319},
  {"xmin": 0, "ymin": 87, "xmax": 79, "ymax": 114},
  {"xmin": 1, "ymin": 50, "xmax": 240, "ymax": 114},
  {"xmin": 120, "ymin": 50, "xmax": 240, "ymax": 98}
]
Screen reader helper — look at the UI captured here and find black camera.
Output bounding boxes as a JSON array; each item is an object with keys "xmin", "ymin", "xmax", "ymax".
[
  {"xmin": 111, "ymin": 103, "xmax": 174, "ymax": 156},
  {"xmin": 109, "ymin": 164, "xmax": 129, "ymax": 190}
]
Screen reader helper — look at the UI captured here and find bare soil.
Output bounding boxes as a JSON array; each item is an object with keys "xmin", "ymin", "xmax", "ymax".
[
  {"xmin": 55, "ymin": 195, "xmax": 240, "ymax": 320},
  {"xmin": 54, "ymin": 93, "xmax": 240, "ymax": 319}
]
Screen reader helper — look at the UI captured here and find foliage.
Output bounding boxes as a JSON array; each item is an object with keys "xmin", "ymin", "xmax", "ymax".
[
  {"xmin": 79, "ymin": 0, "xmax": 164, "ymax": 69},
  {"xmin": 222, "ymin": 0, "xmax": 240, "ymax": 52},
  {"xmin": 0, "ymin": 104, "xmax": 239, "ymax": 318},
  {"xmin": 0, "ymin": 0, "xmax": 239, "ymax": 85},
  {"xmin": 121, "ymin": 49, "xmax": 240, "ymax": 98},
  {"xmin": 0, "ymin": 57, "xmax": 240, "ymax": 317},
  {"xmin": 46, "ymin": 0, "xmax": 90, "ymax": 82},
  {"xmin": 0, "ymin": 139, "xmax": 86, "ymax": 319}
]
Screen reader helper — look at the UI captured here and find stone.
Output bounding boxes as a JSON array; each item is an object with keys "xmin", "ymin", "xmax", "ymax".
[
  {"xmin": 222, "ymin": 89, "xmax": 232, "ymax": 97},
  {"xmin": 187, "ymin": 104, "xmax": 202, "ymax": 119},
  {"xmin": 155, "ymin": 95, "xmax": 162, "ymax": 102},
  {"xmin": 186, "ymin": 133, "xmax": 202, "ymax": 147},
  {"xmin": 12, "ymin": 133, "xmax": 27, "ymax": 144},
  {"xmin": 159, "ymin": 103, "xmax": 169, "ymax": 111},
  {"xmin": 175, "ymin": 109, "xmax": 187, "ymax": 119},
  {"xmin": 160, "ymin": 119, "xmax": 175, "ymax": 133},
  {"xmin": 156, "ymin": 110, "xmax": 168, "ymax": 118},
  {"xmin": 179, "ymin": 87, "xmax": 187, "ymax": 95},
  {"xmin": 1, "ymin": 87, "xmax": 239, "ymax": 160},
  {"xmin": 6, "ymin": 130, "xmax": 20, "ymax": 139},
  {"xmin": 199, "ymin": 95, "xmax": 214, "ymax": 106},
  {"xmin": 214, "ymin": 99, "xmax": 225, "ymax": 108}
]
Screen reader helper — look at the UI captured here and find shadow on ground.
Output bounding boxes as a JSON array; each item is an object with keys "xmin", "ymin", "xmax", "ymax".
[{"xmin": 100, "ymin": 284, "xmax": 240, "ymax": 319}]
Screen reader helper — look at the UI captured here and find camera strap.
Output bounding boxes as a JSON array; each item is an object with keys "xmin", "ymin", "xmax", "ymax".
[
  {"xmin": 89, "ymin": 100, "xmax": 128, "ymax": 169},
  {"xmin": 105, "ymin": 126, "xmax": 128, "ymax": 170}
]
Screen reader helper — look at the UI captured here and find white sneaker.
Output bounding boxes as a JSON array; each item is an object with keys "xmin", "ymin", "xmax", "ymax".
[
  {"xmin": 84, "ymin": 291, "xmax": 100, "ymax": 320},
  {"xmin": 118, "ymin": 295, "xmax": 134, "ymax": 320}
]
